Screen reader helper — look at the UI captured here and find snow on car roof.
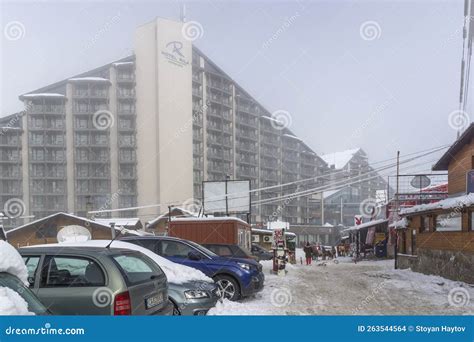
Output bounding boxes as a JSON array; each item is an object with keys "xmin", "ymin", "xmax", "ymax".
[
  {"xmin": 37, "ymin": 240, "xmax": 213, "ymax": 285},
  {"xmin": 0, "ymin": 241, "xmax": 28, "ymax": 285}
]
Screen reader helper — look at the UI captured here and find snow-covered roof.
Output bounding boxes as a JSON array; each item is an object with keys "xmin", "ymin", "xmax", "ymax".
[
  {"xmin": 389, "ymin": 217, "xmax": 408, "ymax": 229},
  {"xmin": 94, "ymin": 217, "xmax": 141, "ymax": 227},
  {"xmin": 344, "ymin": 219, "xmax": 389, "ymax": 232},
  {"xmin": 147, "ymin": 207, "xmax": 197, "ymax": 227},
  {"xmin": 320, "ymin": 148, "xmax": 360, "ymax": 169},
  {"xmin": 323, "ymin": 222, "xmax": 334, "ymax": 227},
  {"xmin": 68, "ymin": 77, "xmax": 111, "ymax": 83},
  {"xmin": 112, "ymin": 62, "xmax": 134, "ymax": 67},
  {"xmin": 0, "ymin": 127, "xmax": 21, "ymax": 131},
  {"xmin": 400, "ymin": 193, "xmax": 474, "ymax": 215},
  {"xmin": 260, "ymin": 116, "xmax": 280, "ymax": 122},
  {"xmin": 251, "ymin": 228, "xmax": 273, "ymax": 234},
  {"xmin": 21, "ymin": 93, "xmax": 65, "ymax": 98},
  {"xmin": 323, "ymin": 189, "xmax": 342, "ymax": 199},
  {"xmin": 172, "ymin": 216, "xmax": 250, "ymax": 226},
  {"xmin": 6, "ymin": 212, "xmax": 145, "ymax": 236},
  {"xmin": 282, "ymin": 134, "xmax": 302, "ymax": 141}
]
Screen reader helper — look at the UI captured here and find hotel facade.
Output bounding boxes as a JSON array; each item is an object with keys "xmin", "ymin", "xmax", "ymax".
[{"xmin": 0, "ymin": 18, "xmax": 386, "ymax": 229}]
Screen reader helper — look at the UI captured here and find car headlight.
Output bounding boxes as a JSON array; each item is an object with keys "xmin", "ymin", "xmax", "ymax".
[
  {"xmin": 237, "ymin": 262, "xmax": 251, "ymax": 271},
  {"xmin": 184, "ymin": 290, "xmax": 210, "ymax": 299}
]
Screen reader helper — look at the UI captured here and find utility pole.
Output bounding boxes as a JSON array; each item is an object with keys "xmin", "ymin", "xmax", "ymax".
[
  {"xmin": 394, "ymin": 150, "xmax": 400, "ymax": 269},
  {"xmin": 340, "ymin": 197, "xmax": 343, "ymax": 224},
  {"xmin": 320, "ymin": 192, "xmax": 325, "ymax": 225}
]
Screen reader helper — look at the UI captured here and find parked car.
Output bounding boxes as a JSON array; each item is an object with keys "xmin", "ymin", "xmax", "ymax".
[
  {"xmin": 121, "ymin": 236, "xmax": 265, "ymax": 301},
  {"xmin": 19, "ymin": 246, "xmax": 174, "ymax": 315},
  {"xmin": 73, "ymin": 240, "xmax": 221, "ymax": 316},
  {"xmin": 251, "ymin": 244, "xmax": 273, "ymax": 261},
  {"xmin": 0, "ymin": 272, "xmax": 50, "ymax": 315},
  {"xmin": 202, "ymin": 243, "xmax": 256, "ymax": 260},
  {"xmin": 168, "ymin": 281, "xmax": 220, "ymax": 316}
]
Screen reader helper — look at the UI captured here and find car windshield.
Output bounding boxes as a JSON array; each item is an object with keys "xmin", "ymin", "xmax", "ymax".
[
  {"xmin": 112, "ymin": 252, "xmax": 163, "ymax": 285},
  {"xmin": 184, "ymin": 240, "xmax": 218, "ymax": 258},
  {"xmin": 0, "ymin": 273, "xmax": 49, "ymax": 315}
]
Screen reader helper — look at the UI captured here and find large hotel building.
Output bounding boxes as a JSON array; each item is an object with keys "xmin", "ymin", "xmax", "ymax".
[{"xmin": 0, "ymin": 18, "xmax": 386, "ymax": 230}]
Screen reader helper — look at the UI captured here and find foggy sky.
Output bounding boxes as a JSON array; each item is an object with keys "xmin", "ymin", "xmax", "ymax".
[{"xmin": 0, "ymin": 0, "xmax": 467, "ymax": 167}]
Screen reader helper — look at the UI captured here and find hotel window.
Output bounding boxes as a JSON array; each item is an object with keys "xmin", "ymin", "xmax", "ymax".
[{"xmin": 435, "ymin": 212, "xmax": 462, "ymax": 232}]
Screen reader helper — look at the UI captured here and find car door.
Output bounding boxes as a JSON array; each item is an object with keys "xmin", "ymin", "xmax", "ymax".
[
  {"xmin": 21, "ymin": 255, "xmax": 42, "ymax": 291},
  {"xmin": 158, "ymin": 240, "xmax": 211, "ymax": 275},
  {"xmin": 36, "ymin": 255, "xmax": 109, "ymax": 315}
]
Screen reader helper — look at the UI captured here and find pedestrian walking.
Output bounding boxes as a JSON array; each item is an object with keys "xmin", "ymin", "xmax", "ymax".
[{"xmin": 303, "ymin": 242, "xmax": 312, "ymax": 265}]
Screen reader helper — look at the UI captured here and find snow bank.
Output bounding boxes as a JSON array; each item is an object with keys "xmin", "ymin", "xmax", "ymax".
[
  {"xmin": 0, "ymin": 241, "xmax": 28, "ymax": 285},
  {"xmin": 37, "ymin": 240, "xmax": 213, "ymax": 284},
  {"xmin": 0, "ymin": 287, "xmax": 33, "ymax": 316}
]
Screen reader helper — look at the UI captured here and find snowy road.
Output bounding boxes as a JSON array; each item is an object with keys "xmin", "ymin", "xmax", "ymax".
[{"xmin": 209, "ymin": 254, "xmax": 474, "ymax": 315}]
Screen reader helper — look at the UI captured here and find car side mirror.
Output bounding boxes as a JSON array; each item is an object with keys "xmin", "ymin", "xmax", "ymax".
[
  {"xmin": 188, "ymin": 251, "xmax": 202, "ymax": 261},
  {"xmin": 27, "ymin": 276, "xmax": 35, "ymax": 286}
]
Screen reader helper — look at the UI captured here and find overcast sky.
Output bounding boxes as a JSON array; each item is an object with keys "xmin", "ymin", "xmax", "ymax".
[{"xmin": 0, "ymin": 0, "xmax": 468, "ymax": 167}]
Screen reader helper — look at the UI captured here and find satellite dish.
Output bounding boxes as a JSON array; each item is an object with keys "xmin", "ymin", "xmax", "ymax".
[
  {"xmin": 57, "ymin": 225, "xmax": 91, "ymax": 243},
  {"xmin": 410, "ymin": 175, "xmax": 431, "ymax": 189}
]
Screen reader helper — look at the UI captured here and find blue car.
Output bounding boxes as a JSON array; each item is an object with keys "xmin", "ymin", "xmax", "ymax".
[{"xmin": 121, "ymin": 236, "xmax": 264, "ymax": 301}]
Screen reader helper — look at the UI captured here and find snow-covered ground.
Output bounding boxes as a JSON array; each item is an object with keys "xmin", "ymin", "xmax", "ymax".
[{"xmin": 208, "ymin": 249, "xmax": 474, "ymax": 315}]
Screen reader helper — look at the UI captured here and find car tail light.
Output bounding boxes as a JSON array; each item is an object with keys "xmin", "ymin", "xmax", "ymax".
[{"xmin": 114, "ymin": 291, "xmax": 131, "ymax": 315}]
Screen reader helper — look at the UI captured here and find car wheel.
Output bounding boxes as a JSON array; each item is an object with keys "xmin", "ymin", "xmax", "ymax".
[{"xmin": 214, "ymin": 275, "xmax": 240, "ymax": 301}]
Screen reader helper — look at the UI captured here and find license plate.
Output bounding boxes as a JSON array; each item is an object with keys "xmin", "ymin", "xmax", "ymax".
[{"xmin": 145, "ymin": 293, "xmax": 163, "ymax": 309}]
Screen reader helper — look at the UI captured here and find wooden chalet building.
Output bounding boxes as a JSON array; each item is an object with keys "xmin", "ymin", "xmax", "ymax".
[{"xmin": 395, "ymin": 124, "xmax": 474, "ymax": 283}]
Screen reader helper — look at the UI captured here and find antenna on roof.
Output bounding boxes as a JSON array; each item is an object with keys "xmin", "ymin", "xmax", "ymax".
[{"xmin": 180, "ymin": 3, "xmax": 187, "ymax": 22}]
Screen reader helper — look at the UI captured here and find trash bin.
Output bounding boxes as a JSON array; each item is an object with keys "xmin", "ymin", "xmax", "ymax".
[{"xmin": 375, "ymin": 244, "xmax": 386, "ymax": 258}]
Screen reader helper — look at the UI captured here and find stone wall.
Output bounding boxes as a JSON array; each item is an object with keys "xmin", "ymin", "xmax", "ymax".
[{"xmin": 397, "ymin": 248, "xmax": 474, "ymax": 284}]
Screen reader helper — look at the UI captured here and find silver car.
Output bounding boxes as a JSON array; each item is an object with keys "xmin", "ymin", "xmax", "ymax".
[
  {"xmin": 169, "ymin": 281, "xmax": 221, "ymax": 316},
  {"xmin": 19, "ymin": 246, "xmax": 173, "ymax": 315}
]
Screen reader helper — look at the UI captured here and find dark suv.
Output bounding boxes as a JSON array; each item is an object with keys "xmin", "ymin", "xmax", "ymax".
[{"xmin": 121, "ymin": 236, "xmax": 264, "ymax": 301}]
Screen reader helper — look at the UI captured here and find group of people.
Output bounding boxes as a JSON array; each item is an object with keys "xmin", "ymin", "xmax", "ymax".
[{"xmin": 302, "ymin": 242, "xmax": 337, "ymax": 265}]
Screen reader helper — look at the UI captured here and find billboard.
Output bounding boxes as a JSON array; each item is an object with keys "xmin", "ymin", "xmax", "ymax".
[{"xmin": 203, "ymin": 180, "xmax": 251, "ymax": 214}]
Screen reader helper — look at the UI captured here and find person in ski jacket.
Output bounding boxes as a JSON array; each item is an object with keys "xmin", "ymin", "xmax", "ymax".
[{"xmin": 303, "ymin": 242, "xmax": 313, "ymax": 265}]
